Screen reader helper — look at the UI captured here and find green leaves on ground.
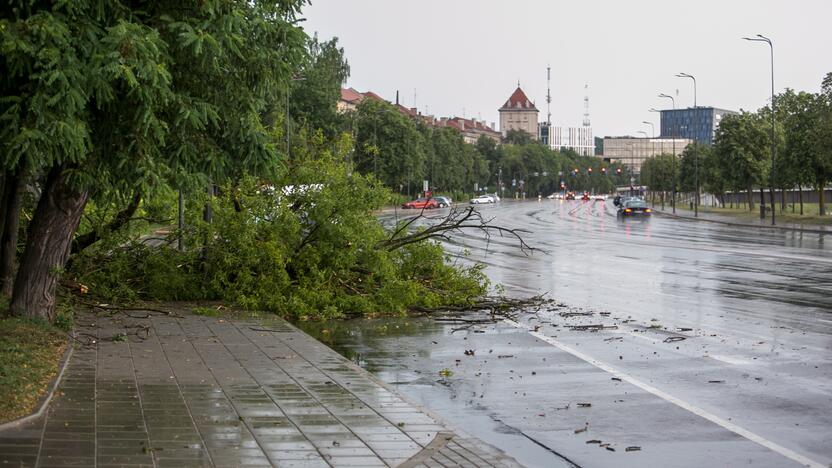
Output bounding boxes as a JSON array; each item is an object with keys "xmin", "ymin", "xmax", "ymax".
[{"xmin": 0, "ymin": 318, "xmax": 67, "ymax": 424}]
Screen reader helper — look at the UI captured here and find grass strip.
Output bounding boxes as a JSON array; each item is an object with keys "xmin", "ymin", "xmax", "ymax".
[{"xmin": 0, "ymin": 318, "xmax": 68, "ymax": 424}]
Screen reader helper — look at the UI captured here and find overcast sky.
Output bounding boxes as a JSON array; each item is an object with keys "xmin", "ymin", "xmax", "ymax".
[{"xmin": 301, "ymin": 0, "xmax": 832, "ymax": 138}]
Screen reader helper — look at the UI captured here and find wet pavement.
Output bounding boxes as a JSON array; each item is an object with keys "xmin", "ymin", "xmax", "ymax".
[
  {"xmin": 0, "ymin": 309, "xmax": 522, "ymax": 467},
  {"xmin": 299, "ymin": 199, "xmax": 832, "ymax": 468}
]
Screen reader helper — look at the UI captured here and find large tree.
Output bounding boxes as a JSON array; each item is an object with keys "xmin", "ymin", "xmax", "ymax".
[
  {"xmin": 713, "ymin": 112, "xmax": 770, "ymax": 211},
  {"xmin": 0, "ymin": 0, "xmax": 307, "ymax": 321},
  {"xmin": 289, "ymin": 34, "xmax": 350, "ymax": 141},
  {"xmin": 810, "ymin": 73, "xmax": 832, "ymax": 215}
]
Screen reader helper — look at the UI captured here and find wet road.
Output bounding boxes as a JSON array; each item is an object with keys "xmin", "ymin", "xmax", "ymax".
[{"xmin": 300, "ymin": 199, "xmax": 832, "ymax": 468}]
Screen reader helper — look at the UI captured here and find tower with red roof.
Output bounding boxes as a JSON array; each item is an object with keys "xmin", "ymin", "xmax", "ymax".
[{"xmin": 498, "ymin": 86, "xmax": 539, "ymax": 140}]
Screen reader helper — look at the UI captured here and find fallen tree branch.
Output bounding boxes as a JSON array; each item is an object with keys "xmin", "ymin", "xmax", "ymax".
[
  {"xmin": 410, "ymin": 293, "xmax": 553, "ymax": 320},
  {"xmin": 377, "ymin": 206, "xmax": 539, "ymax": 255}
]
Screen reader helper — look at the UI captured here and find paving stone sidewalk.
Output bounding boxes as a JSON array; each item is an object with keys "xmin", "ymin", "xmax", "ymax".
[{"xmin": 0, "ymin": 308, "xmax": 523, "ymax": 468}]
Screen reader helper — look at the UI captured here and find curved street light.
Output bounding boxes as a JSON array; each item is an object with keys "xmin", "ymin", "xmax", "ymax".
[
  {"xmin": 743, "ymin": 34, "xmax": 776, "ymax": 225},
  {"xmin": 677, "ymin": 72, "xmax": 698, "ymax": 217},
  {"xmin": 642, "ymin": 121, "xmax": 655, "ymax": 138},
  {"xmin": 658, "ymin": 94, "xmax": 677, "ymax": 213}
]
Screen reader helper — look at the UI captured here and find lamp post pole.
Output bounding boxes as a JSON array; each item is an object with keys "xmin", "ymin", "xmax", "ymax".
[
  {"xmin": 677, "ymin": 73, "xmax": 698, "ymax": 217},
  {"xmin": 642, "ymin": 121, "xmax": 655, "ymax": 138},
  {"xmin": 658, "ymin": 94, "xmax": 677, "ymax": 213},
  {"xmin": 637, "ymin": 131, "xmax": 649, "ymax": 198},
  {"xmin": 649, "ymin": 109, "xmax": 665, "ymax": 209},
  {"xmin": 744, "ymin": 34, "xmax": 776, "ymax": 226}
]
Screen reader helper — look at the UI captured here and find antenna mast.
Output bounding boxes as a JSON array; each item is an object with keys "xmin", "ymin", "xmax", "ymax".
[
  {"xmin": 583, "ymin": 84, "xmax": 591, "ymax": 127},
  {"xmin": 546, "ymin": 65, "xmax": 552, "ymax": 125}
]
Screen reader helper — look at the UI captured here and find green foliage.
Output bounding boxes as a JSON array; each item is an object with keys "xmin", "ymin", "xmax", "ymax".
[
  {"xmin": 72, "ymin": 241, "xmax": 204, "ymax": 303},
  {"xmin": 191, "ymin": 306, "xmax": 221, "ymax": 317},
  {"xmin": 290, "ymin": 34, "xmax": 351, "ymax": 140},
  {"xmin": 641, "ymin": 154, "xmax": 677, "ymax": 193},
  {"xmin": 714, "ymin": 111, "xmax": 771, "ymax": 196},
  {"xmin": 0, "ymin": 0, "xmax": 312, "ymax": 321},
  {"xmin": 71, "ymin": 138, "xmax": 488, "ymax": 320},
  {"xmin": 677, "ymin": 143, "xmax": 712, "ymax": 193}
]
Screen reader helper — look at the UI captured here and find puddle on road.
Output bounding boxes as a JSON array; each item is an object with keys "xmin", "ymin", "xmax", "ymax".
[{"xmin": 296, "ymin": 316, "xmax": 574, "ymax": 468}]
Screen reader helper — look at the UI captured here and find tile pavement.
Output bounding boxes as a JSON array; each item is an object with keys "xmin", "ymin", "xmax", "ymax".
[{"xmin": 0, "ymin": 308, "xmax": 522, "ymax": 467}]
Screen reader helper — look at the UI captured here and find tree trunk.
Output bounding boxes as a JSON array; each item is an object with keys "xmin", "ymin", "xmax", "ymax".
[
  {"xmin": 820, "ymin": 183, "xmax": 826, "ymax": 217},
  {"xmin": 759, "ymin": 187, "xmax": 765, "ymax": 215},
  {"xmin": 747, "ymin": 186, "xmax": 755, "ymax": 211},
  {"xmin": 71, "ymin": 189, "xmax": 141, "ymax": 254},
  {"xmin": 9, "ymin": 166, "xmax": 89, "ymax": 321},
  {"xmin": 780, "ymin": 187, "xmax": 785, "ymax": 213},
  {"xmin": 0, "ymin": 167, "xmax": 26, "ymax": 298},
  {"xmin": 798, "ymin": 184, "xmax": 803, "ymax": 215}
]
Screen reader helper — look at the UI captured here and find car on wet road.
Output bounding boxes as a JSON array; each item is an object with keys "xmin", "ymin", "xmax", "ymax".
[
  {"xmin": 402, "ymin": 197, "xmax": 439, "ymax": 209},
  {"xmin": 617, "ymin": 198, "xmax": 652, "ymax": 218},
  {"xmin": 434, "ymin": 196, "xmax": 452, "ymax": 208},
  {"xmin": 470, "ymin": 194, "xmax": 497, "ymax": 204}
]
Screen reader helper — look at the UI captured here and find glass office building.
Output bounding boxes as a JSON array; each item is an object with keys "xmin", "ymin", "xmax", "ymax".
[{"xmin": 659, "ymin": 107, "xmax": 737, "ymax": 145}]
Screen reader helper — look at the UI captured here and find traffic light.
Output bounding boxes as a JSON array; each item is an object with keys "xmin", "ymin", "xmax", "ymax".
[
  {"xmin": 587, "ymin": 167, "xmax": 593, "ymax": 174},
  {"xmin": 601, "ymin": 167, "xmax": 607, "ymax": 174},
  {"xmin": 616, "ymin": 168, "xmax": 622, "ymax": 175}
]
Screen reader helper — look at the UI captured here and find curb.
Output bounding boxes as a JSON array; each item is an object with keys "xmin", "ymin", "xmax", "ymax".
[
  {"xmin": 0, "ymin": 334, "xmax": 75, "ymax": 431},
  {"xmin": 653, "ymin": 210, "xmax": 830, "ymax": 235}
]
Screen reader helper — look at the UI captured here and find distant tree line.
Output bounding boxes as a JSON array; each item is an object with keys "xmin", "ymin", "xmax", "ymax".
[
  {"xmin": 640, "ymin": 72, "xmax": 832, "ymax": 215},
  {"xmin": 345, "ymin": 100, "xmax": 626, "ymax": 198}
]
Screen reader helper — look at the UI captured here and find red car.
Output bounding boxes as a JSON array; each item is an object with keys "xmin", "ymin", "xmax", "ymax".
[{"xmin": 402, "ymin": 197, "xmax": 439, "ymax": 210}]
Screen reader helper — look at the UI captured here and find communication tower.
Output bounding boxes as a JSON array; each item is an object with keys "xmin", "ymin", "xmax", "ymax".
[
  {"xmin": 546, "ymin": 66, "xmax": 552, "ymax": 125},
  {"xmin": 583, "ymin": 84, "xmax": 591, "ymax": 127}
]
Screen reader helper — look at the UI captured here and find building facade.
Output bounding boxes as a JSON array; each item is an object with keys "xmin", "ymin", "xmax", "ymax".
[
  {"xmin": 337, "ymin": 87, "xmax": 364, "ymax": 113},
  {"xmin": 498, "ymin": 87, "xmax": 539, "ymax": 139},
  {"xmin": 602, "ymin": 137, "xmax": 692, "ymax": 174},
  {"xmin": 544, "ymin": 125, "xmax": 594, "ymax": 156},
  {"xmin": 443, "ymin": 117, "xmax": 501, "ymax": 144},
  {"xmin": 659, "ymin": 107, "xmax": 737, "ymax": 145}
]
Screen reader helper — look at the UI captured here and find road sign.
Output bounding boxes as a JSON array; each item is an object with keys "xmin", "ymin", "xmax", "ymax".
[{"xmin": 423, "ymin": 180, "xmax": 429, "ymax": 192}]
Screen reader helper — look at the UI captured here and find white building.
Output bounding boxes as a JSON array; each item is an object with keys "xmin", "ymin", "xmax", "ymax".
[{"xmin": 541, "ymin": 124, "xmax": 594, "ymax": 156}]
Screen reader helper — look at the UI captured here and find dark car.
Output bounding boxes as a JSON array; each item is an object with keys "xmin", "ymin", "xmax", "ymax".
[
  {"xmin": 565, "ymin": 192, "xmax": 576, "ymax": 200},
  {"xmin": 402, "ymin": 197, "xmax": 439, "ymax": 210},
  {"xmin": 581, "ymin": 192, "xmax": 590, "ymax": 201},
  {"xmin": 617, "ymin": 199, "xmax": 652, "ymax": 218}
]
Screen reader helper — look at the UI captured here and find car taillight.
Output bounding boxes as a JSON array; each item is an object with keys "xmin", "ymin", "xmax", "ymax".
[
  {"xmin": 625, "ymin": 208, "xmax": 632, "ymax": 213},
  {"xmin": 645, "ymin": 208, "xmax": 652, "ymax": 212}
]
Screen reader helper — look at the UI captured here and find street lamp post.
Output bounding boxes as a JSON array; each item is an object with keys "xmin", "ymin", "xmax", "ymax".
[
  {"xmin": 637, "ymin": 131, "xmax": 650, "ymax": 201},
  {"xmin": 677, "ymin": 73, "xmax": 698, "ymax": 217},
  {"xmin": 743, "ymin": 34, "xmax": 776, "ymax": 226},
  {"xmin": 658, "ymin": 94, "xmax": 677, "ymax": 213},
  {"xmin": 642, "ymin": 121, "xmax": 655, "ymax": 138},
  {"xmin": 648, "ymin": 109, "xmax": 664, "ymax": 207}
]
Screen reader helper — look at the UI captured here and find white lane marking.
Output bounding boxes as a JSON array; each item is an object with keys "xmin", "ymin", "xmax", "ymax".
[{"xmin": 503, "ymin": 319, "xmax": 825, "ymax": 468}]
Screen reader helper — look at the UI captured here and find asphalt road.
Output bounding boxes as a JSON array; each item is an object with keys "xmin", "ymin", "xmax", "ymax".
[{"xmin": 301, "ymin": 199, "xmax": 832, "ymax": 468}]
